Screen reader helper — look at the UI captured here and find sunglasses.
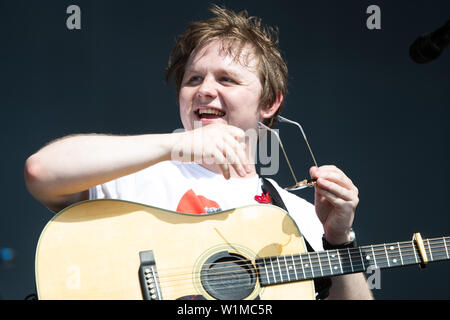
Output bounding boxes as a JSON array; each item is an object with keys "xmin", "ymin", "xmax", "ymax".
[{"xmin": 258, "ymin": 116, "xmax": 318, "ymax": 191}]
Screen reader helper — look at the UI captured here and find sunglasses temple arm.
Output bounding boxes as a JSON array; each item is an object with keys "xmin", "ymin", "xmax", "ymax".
[
  {"xmin": 258, "ymin": 122, "xmax": 299, "ymax": 186},
  {"xmin": 277, "ymin": 116, "xmax": 318, "ymax": 167}
]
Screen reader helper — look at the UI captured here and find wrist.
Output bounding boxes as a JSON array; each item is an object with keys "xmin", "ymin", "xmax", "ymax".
[
  {"xmin": 323, "ymin": 228, "xmax": 356, "ymax": 249},
  {"xmin": 169, "ymin": 131, "xmax": 192, "ymax": 162}
]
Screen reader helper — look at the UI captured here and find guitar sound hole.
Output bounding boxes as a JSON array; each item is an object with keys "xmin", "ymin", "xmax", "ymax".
[{"xmin": 200, "ymin": 251, "xmax": 257, "ymax": 300}]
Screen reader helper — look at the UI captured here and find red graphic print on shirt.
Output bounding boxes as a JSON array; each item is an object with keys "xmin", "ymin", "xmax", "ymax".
[{"xmin": 176, "ymin": 189, "xmax": 221, "ymax": 214}]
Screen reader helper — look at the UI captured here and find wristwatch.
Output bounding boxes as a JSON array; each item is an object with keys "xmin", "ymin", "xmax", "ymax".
[{"xmin": 322, "ymin": 228, "xmax": 356, "ymax": 250}]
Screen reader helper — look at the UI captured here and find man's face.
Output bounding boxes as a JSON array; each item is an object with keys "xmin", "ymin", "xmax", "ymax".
[{"xmin": 179, "ymin": 40, "xmax": 264, "ymax": 132}]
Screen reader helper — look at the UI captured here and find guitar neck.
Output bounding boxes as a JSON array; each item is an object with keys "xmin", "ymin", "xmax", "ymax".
[{"xmin": 256, "ymin": 236, "xmax": 450, "ymax": 286}]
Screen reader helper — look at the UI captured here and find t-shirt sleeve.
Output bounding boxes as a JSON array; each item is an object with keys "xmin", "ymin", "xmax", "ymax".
[
  {"xmin": 88, "ymin": 174, "xmax": 136, "ymax": 200},
  {"xmin": 86, "ymin": 161, "xmax": 181, "ymax": 209}
]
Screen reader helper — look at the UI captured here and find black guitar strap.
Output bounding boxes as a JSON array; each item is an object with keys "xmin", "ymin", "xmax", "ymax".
[{"xmin": 260, "ymin": 177, "xmax": 332, "ymax": 300}]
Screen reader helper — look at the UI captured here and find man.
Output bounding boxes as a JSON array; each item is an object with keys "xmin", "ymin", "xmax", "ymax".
[{"xmin": 24, "ymin": 5, "xmax": 373, "ymax": 299}]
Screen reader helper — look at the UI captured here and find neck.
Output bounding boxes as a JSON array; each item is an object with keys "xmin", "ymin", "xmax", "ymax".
[{"xmin": 256, "ymin": 236, "xmax": 450, "ymax": 287}]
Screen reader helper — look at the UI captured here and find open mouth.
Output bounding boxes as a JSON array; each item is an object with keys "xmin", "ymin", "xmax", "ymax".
[{"xmin": 195, "ymin": 108, "xmax": 226, "ymax": 120}]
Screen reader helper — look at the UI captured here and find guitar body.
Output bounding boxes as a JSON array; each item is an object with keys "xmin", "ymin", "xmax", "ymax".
[{"xmin": 35, "ymin": 200, "xmax": 315, "ymax": 300}]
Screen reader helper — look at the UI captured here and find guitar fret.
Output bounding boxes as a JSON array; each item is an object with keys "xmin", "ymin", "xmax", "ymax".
[
  {"xmin": 317, "ymin": 252, "xmax": 332, "ymax": 276},
  {"xmin": 384, "ymin": 244, "xmax": 390, "ymax": 267},
  {"xmin": 291, "ymin": 254, "xmax": 299, "ymax": 280},
  {"xmin": 385, "ymin": 244, "xmax": 400, "ymax": 267},
  {"xmin": 359, "ymin": 247, "xmax": 365, "ymax": 270},
  {"xmin": 347, "ymin": 248, "xmax": 354, "ymax": 273},
  {"xmin": 317, "ymin": 252, "xmax": 324, "ymax": 277},
  {"xmin": 397, "ymin": 242, "xmax": 404, "ymax": 265},
  {"xmin": 329, "ymin": 250, "xmax": 341, "ymax": 274},
  {"xmin": 276, "ymin": 257, "xmax": 283, "ymax": 282},
  {"xmin": 298, "ymin": 253, "xmax": 306, "ymax": 279},
  {"xmin": 269, "ymin": 258, "xmax": 277, "ymax": 283},
  {"xmin": 338, "ymin": 249, "xmax": 350, "ymax": 274},
  {"xmin": 370, "ymin": 246, "xmax": 378, "ymax": 268},
  {"xmin": 426, "ymin": 240, "xmax": 433, "ymax": 261},
  {"xmin": 326, "ymin": 251, "xmax": 333, "ymax": 276},
  {"xmin": 307, "ymin": 253, "xmax": 314, "ymax": 278},
  {"xmin": 427, "ymin": 238, "xmax": 448, "ymax": 262},
  {"xmin": 262, "ymin": 258, "xmax": 271, "ymax": 285},
  {"xmin": 444, "ymin": 237, "xmax": 449, "ymax": 260},
  {"xmin": 350, "ymin": 248, "xmax": 365, "ymax": 273},
  {"xmin": 360, "ymin": 246, "xmax": 376, "ymax": 269},
  {"xmin": 336, "ymin": 250, "xmax": 343, "ymax": 274},
  {"xmin": 281, "ymin": 258, "xmax": 290, "ymax": 282},
  {"xmin": 402, "ymin": 242, "xmax": 418, "ymax": 266},
  {"xmin": 283, "ymin": 256, "xmax": 290, "ymax": 282},
  {"xmin": 271, "ymin": 257, "xmax": 283, "ymax": 283}
]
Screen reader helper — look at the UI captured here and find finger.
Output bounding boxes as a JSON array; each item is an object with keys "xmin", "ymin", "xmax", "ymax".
[
  {"xmin": 317, "ymin": 171, "xmax": 355, "ymax": 191},
  {"xmin": 316, "ymin": 178, "xmax": 356, "ymax": 202},
  {"xmin": 309, "ymin": 166, "xmax": 319, "ymax": 178},
  {"xmin": 220, "ymin": 163, "xmax": 231, "ymax": 180},
  {"xmin": 223, "ymin": 134, "xmax": 251, "ymax": 173},
  {"xmin": 222, "ymin": 142, "xmax": 247, "ymax": 177},
  {"xmin": 311, "ymin": 165, "xmax": 345, "ymax": 178},
  {"xmin": 203, "ymin": 141, "xmax": 230, "ymax": 178},
  {"xmin": 314, "ymin": 190, "xmax": 329, "ymax": 208},
  {"xmin": 211, "ymin": 148, "xmax": 231, "ymax": 179},
  {"xmin": 312, "ymin": 166, "xmax": 356, "ymax": 191},
  {"xmin": 204, "ymin": 136, "xmax": 244, "ymax": 178},
  {"xmin": 315, "ymin": 185, "xmax": 346, "ymax": 207},
  {"xmin": 226, "ymin": 125, "xmax": 246, "ymax": 142}
]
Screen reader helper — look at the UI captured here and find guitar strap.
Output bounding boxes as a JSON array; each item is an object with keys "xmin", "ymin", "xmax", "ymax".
[{"xmin": 260, "ymin": 177, "xmax": 332, "ymax": 300}]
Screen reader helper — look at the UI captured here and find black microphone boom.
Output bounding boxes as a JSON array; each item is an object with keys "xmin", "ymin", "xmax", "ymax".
[{"xmin": 410, "ymin": 19, "xmax": 450, "ymax": 63}]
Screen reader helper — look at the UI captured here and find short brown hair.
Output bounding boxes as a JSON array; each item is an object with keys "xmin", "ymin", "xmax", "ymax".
[{"xmin": 165, "ymin": 4, "xmax": 288, "ymax": 128}]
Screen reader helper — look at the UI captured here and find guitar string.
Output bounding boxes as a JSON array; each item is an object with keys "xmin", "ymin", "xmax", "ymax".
[
  {"xmin": 156, "ymin": 239, "xmax": 448, "ymax": 298},
  {"xmin": 142, "ymin": 238, "xmax": 450, "ymax": 292},
  {"xmin": 156, "ymin": 249, "xmax": 450, "ymax": 294},
  {"xmin": 151, "ymin": 242, "xmax": 449, "ymax": 288},
  {"xmin": 156, "ymin": 247, "xmax": 449, "ymax": 289},
  {"xmin": 153, "ymin": 239, "xmax": 449, "ymax": 282},
  {"xmin": 155, "ymin": 249, "xmax": 450, "ymax": 293},
  {"xmin": 156, "ymin": 248, "xmax": 450, "ymax": 293},
  {"xmin": 153, "ymin": 237, "xmax": 449, "ymax": 277}
]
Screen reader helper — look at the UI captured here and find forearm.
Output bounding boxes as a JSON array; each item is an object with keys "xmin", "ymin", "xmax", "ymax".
[
  {"xmin": 326, "ymin": 272, "xmax": 373, "ymax": 300},
  {"xmin": 25, "ymin": 132, "xmax": 176, "ymax": 202}
]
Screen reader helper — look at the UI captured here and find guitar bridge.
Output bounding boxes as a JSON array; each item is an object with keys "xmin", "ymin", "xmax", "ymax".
[{"xmin": 138, "ymin": 250, "xmax": 162, "ymax": 300}]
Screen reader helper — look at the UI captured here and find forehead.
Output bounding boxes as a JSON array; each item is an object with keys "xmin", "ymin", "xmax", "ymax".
[{"xmin": 185, "ymin": 40, "xmax": 260, "ymax": 75}]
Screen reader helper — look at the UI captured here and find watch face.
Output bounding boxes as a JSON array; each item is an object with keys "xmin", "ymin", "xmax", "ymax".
[{"xmin": 349, "ymin": 228, "xmax": 356, "ymax": 241}]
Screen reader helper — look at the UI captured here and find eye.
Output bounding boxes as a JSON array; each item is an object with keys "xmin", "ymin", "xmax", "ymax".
[
  {"xmin": 184, "ymin": 75, "xmax": 203, "ymax": 85},
  {"xmin": 191, "ymin": 76, "xmax": 203, "ymax": 82},
  {"xmin": 220, "ymin": 77, "xmax": 235, "ymax": 84}
]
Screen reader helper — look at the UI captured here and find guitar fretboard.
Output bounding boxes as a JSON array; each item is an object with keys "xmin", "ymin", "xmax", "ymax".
[{"xmin": 255, "ymin": 236, "xmax": 450, "ymax": 286}]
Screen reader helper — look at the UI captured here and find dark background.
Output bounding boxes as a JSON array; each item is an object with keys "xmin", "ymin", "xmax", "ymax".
[{"xmin": 0, "ymin": 0, "xmax": 449, "ymax": 300}]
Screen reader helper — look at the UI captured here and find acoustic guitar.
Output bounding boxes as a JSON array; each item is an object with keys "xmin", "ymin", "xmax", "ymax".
[{"xmin": 35, "ymin": 199, "xmax": 449, "ymax": 300}]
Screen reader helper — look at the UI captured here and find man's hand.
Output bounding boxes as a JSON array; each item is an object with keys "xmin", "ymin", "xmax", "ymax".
[
  {"xmin": 173, "ymin": 123, "xmax": 252, "ymax": 179},
  {"xmin": 310, "ymin": 165, "xmax": 359, "ymax": 245}
]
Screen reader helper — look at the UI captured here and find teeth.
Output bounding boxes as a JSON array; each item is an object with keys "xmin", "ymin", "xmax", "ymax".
[{"xmin": 198, "ymin": 108, "xmax": 225, "ymax": 116}]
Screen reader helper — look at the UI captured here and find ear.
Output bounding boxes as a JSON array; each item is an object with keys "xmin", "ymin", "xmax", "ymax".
[{"xmin": 259, "ymin": 91, "xmax": 284, "ymax": 119}]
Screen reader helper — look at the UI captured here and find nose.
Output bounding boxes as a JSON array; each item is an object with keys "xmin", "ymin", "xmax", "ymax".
[{"xmin": 196, "ymin": 75, "xmax": 218, "ymax": 100}]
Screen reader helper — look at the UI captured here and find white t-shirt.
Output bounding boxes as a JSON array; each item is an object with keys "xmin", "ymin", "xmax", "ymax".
[{"xmin": 89, "ymin": 160, "xmax": 324, "ymax": 251}]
